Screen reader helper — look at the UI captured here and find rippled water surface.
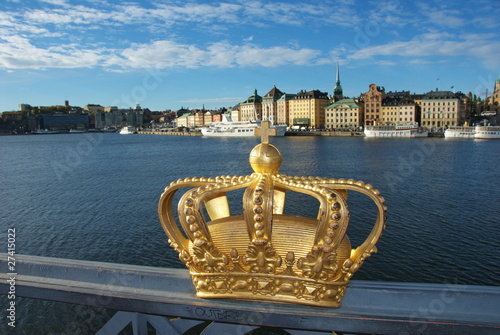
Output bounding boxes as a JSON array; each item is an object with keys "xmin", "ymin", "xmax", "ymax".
[{"xmin": 0, "ymin": 133, "xmax": 499, "ymax": 333}]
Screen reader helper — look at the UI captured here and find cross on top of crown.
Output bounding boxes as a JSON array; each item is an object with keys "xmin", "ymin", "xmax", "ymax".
[{"xmin": 255, "ymin": 121, "xmax": 276, "ymax": 144}]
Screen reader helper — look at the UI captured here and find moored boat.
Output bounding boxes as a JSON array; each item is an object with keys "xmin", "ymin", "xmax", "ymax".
[
  {"xmin": 364, "ymin": 123, "xmax": 428, "ymax": 138},
  {"xmin": 474, "ymin": 126, "xmax": 500, "ymax": 139},
  {"xmin": 444, "ymin": 126, "xmax": 475, "ymax": 138},
  {"xmin": 119, "ymin": 126, "xmax": 137, "ymax": 134},
  {"xmin": 32, "ymin": 129, "xmax": 59, "ymax": 134},
  {"xmin": 201, "ymin": 115, "xmax": 286, "ymax": 137},
  {"xmin": 102, "ymin": 126, "xmax": 118, "ymax": 133}
]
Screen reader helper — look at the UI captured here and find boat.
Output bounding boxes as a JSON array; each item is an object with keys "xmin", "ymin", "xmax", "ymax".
[
  {"xmin": 69, "ymin": 129, "xmax": 88, "ymax": 133},
  {"xmin": 32, "ymin": 129, "xmax": 59, "ymax": 134},
  {"xmin": 102, "ymin": 126, "xmax": 118, "ymax": 133},
  {"xmin": 364, "ymin": 123, "xmax": 428, "ymax": 137},
  {"xmin": 201, "ymin": 115, "xmax": 286, "ymax": 137},
  {"xmin": 444, "ymin": 126, "xmax": 475, "ymax": 138},
  {"xmin": 474, "ymin": 126, "xmax": 500, "ymax": 139},
  {"xmin": 119, "ymin": 126, "xmax": 137, "ymax": 134}
]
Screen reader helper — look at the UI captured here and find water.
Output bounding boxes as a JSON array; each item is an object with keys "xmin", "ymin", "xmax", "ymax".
[{"xmin": 1, "ymin": 133, "xmax": 499, "ymax": 333}]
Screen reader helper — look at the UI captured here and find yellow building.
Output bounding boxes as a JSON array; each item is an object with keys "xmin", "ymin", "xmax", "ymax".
[
  {"xmin": 176, "ymin": 113, "xmax": 189, "ymax": 128},
  {"xmin": 83, "ymin": 104, "xmax": 104, "ymax": 113},
  {"xmin": 490, "ymin": 77, "xmax": 500, "ymax": 114},
  {"xmin": 325, "ymin": 98, "xmax": 362, "ymax": 130},
  {"xmin": 230, "ymin": 105, "xmax": 240, "ymax": 121},
  {"xmin": 239, "ymin": 89, "xmax": 262, "ymax": 122},
  {"xmin": 204, "ymin": 111, "xmax": 213, "ymax": 125},
  {"xmin": 277, "ymin": 93, "xmax": 295, "ymax": 126},
  {"xmin": 261, "ymin": 85, "xmax": 283, "ymax": 125},
  {"xmin": 288, "ymin": 90, "xmax": 329, "ymax": 129},
  {"xmin": 381, "ymin": 92, "xmax": 417, "ymax": 125},
  {"xmin": 421, "ymin": 90, "xmax": 466, "ymax": 128}
]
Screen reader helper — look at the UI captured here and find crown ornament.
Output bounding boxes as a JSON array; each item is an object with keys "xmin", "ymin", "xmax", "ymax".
[{"xmin": 158, "ymin": 122, "xmax": 386, "ymax": 307}]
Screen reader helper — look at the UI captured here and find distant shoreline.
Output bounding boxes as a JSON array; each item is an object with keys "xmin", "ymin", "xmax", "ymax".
[{"xmin": 0, "ymin": 129, "xmax": 446, "ymax": 138}]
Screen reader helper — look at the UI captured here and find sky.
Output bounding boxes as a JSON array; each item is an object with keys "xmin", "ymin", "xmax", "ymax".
[{"xmin": 0, "ymin": 0, "xmax": 499, "ymax": 112}]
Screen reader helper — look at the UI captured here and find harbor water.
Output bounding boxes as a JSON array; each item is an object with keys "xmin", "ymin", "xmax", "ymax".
[{"xmin": 0, "ymin": 133, "xmax": 499, "ymax": 333}]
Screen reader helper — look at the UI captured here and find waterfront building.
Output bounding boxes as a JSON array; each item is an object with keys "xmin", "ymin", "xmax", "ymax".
[
  {"xmin": 211, "ymin": 112, "xmax": 225, "ymax": 123},
  {"xmin": 332, "ymin": 61, "xmax": 343, "ymax": 102},
  {"xmin": 381, "ymin": 91, "xmax": 418, "ymax": 125},
  {"xmin": 362, "ymin": 84, "xmax": 385, "ymax": 125},
  {"xmin": 95, "ymin": 109, "xmax": 144, "ymax": 129},
  {"xmin": 18, "ymin": 104, "xmax": 32, "ymax": 112},
  {"xmin": 2, "ymin": 111, "xmax": 23, "ymax": 122},
  {"xmin": 420, "ymin": 90, "xmax": 466, "ymax": 128},
  {"xmin": 239, "ymin": 89, "xmax": 262, "ymax": 122},
  {"xmin": 490, "ymin": 77, "xmax": 500, "ymax": 114},
  {"xmin": 191, "ymin": 110, "xmax": 205, "ymax": 127},
  {"xmin": 176, "ymin": 113, "xmax": 189, "ymax": 128},
  {"xmin": 204, "ymin": 111, "xmax": 213, "ymax": 125},
  {"xmin": 186, "ymin": 111, "xmax": 206, "ymax": 128},
  {"xmin": 261, "ymin": 85, "xmax": 283, "ymax": 125},
  {"xmin": 187, "ymin": 113, "xmax": 195, "ymax": 128},
  {"xmin": 104, "ymin": 106, "xmax": 118, "ymax": 113},
  {"xmin": 83, "ymin": 104, "xmax": 104, "ymax": 113},
  {"xmin": 276, "ymin": 93, "xmax": 296, "ymax": 126},
  {"xmin": 325, "ymin": 98, "xmax": 363, "ymax": 130},
  {"xmin": 288, "ymin": 90, "xmax": 329, "ymax": 129},
  {"xmin": 229, "ymin": 104, "xmax": 240, "ymax": 121},
  {"xmin": 37, "ymin": 113, "xmax": 89, "ymax": 130}
]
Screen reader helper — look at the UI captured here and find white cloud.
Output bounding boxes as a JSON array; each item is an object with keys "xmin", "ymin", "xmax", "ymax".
[
  {"xmin": 1, "ymin": 0, "xmax": 498, "ymax": 72},
  {"xmin": 38, "ymin": 0, "xmax": 69, "ymax": 6},
  {"xmin": 416, "ymin": 2, "xmax": 466, "ymax": 29},
  {"xmin": 111, "ymin": 40, "xmax": 322, "ymax": 69},
  {"xmin": 348, "ymin": 34, "xmax": 500, "ymax": 68},
  {"xmin": 116, "ymin": 40, "xmax": 206, "ymax": 69},
  {"xmin": 0, "ymin": 35, "xmax": 102, "ymax": 69},
  {"xmin": 374, "ymin": 60, "xmax": 396, "ymax": 66},
  {"xmin": 19, "ymin": 1, "xmax": 362, "ymax": 31},
  {"xmin": 368, "ymin": 0, "xmax": 410, "ymax": 27}
]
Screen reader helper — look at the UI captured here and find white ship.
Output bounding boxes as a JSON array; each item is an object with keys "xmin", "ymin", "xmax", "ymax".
[
  {"xmin": 444, "ymin": 125, "xmax": 500, "ymax": 139},
  {"xmin": 201, "ymin": 115, "xmax": 286, "ymax": 137},
  {"xmin": 119, "ymin": 126, "xmax": 137, "ymax": 134},
  {"xmin": 474, "ymin": 126, "xmax": 500, "ymax": 139},
  {"xmin": 444, "ymin": 126, "xmax": 476, "ymax": 138},
  {"xmin": 364, "ymin": 123, "xmax": 428, "ymax": 138}
]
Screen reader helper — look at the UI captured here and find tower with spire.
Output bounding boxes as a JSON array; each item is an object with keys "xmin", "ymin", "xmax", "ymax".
[
  {"xmin": 333, "ymin": 60, "xmax": 343, "ymax": 102},
  {"xmin": 491, "ymin": 74, "xmax": 500, "ymax": 114}
]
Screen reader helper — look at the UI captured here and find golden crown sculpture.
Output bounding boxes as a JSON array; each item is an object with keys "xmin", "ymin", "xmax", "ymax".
[{"xmin": 158, "ymin": 122, "xmax": 386, "ymax": 307}]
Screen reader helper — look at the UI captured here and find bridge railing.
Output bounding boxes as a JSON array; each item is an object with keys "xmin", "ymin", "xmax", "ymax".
[{"xmin": 1, "ymin": 253, "xmax": 499, "ymax": 334}]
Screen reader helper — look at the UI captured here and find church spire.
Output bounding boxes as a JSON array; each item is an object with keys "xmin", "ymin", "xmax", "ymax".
[{"xmin": 333, "ymin": 59, "xmax": 343, "ymax": 101}]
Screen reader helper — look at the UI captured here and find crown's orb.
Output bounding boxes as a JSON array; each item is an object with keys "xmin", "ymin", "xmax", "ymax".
[{"xmin": 249, "ymin": 143, "xmax": 282, "ymax": 174}]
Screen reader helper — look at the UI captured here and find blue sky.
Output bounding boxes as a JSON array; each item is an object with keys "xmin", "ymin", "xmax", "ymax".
[{"xmin": 0, "ymin": 0, "xmax": 499, "ymax": 112}]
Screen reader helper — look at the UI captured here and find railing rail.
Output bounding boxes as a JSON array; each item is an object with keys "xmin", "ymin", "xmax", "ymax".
[{"xmin": 1, "ymin": 253, "xmax": 499, "ymax": 334}]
